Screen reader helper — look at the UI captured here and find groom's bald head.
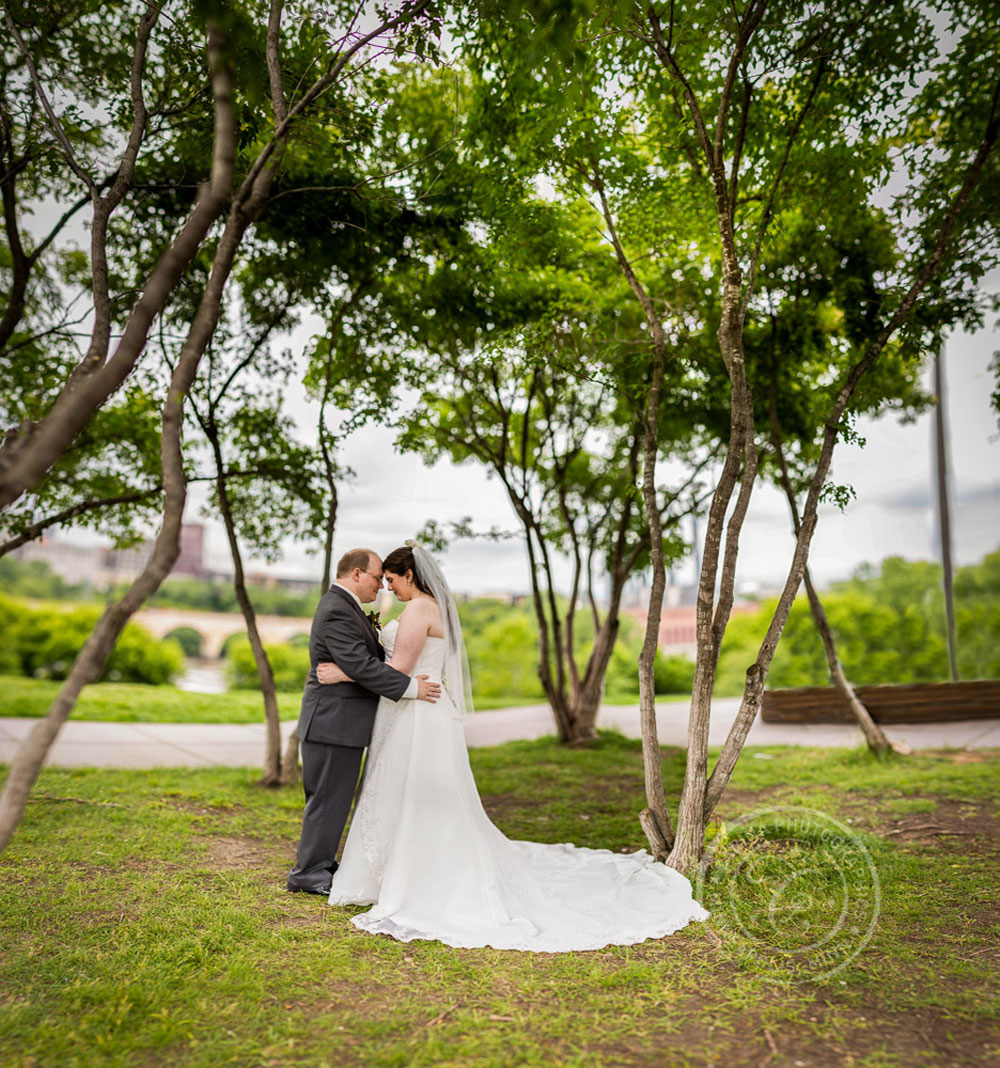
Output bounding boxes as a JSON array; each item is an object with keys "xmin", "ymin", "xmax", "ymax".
[{"xmin": 336, "ymin": 548, "xmax": 378, "ymax": 578}]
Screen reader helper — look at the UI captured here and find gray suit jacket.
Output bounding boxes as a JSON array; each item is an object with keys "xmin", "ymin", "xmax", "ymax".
[{"xmin": 297, "ymin": 585, "xmax": 410, "ymax": 747}]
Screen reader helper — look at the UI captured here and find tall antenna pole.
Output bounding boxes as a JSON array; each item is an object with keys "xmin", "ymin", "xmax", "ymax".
[{"xmin": 934, "ymin": 341, "xmax": 959, "ymax": 681}]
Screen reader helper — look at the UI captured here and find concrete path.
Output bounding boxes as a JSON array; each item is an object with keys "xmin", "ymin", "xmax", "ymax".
[{"xmin": 1, "ymin": 698, "xmax": 998, "ymax": 769}]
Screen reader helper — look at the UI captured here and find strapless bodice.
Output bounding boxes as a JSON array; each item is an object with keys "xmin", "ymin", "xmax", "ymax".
[{"xmin": 380, "ymin": 618, "xmax": 445, "ymax": 679}]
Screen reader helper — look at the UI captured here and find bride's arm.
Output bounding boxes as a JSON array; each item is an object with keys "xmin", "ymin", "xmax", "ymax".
[
  {"xmin": 317, "ymin": 662, "xmax": 351, "ymax": 684},
  {"xmin": 387, "ymin": 599, "xmax": 435, "ymax": 674}
]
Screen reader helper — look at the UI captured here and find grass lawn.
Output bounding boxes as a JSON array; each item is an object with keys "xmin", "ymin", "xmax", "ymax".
[
  {"xmin": 1, "ymin": 736, "xmax": 998, "ymax": 1068},
  {"xmin": 0, "ymin": 675, "xmax": 303, "ymax": 723},
  {"xmin": 0, "ymin": 676, "xmax": 568, "ymax": 721}
]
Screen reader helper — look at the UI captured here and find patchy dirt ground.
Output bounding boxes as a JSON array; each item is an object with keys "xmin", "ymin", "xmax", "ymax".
[{"xmin": 178, "ymin": 781, "xmax": 1000, "ymax": 1068}]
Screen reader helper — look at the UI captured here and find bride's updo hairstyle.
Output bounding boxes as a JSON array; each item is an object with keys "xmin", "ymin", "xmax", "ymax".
[{"xmin": 382, "ymin": 546, "xmax": 432, "ymax": 594}]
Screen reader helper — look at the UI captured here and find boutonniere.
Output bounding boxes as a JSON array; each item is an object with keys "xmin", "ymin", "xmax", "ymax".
[{"xmin": 367, "ymin": 610, "xmax": 382, "ymax": 633}]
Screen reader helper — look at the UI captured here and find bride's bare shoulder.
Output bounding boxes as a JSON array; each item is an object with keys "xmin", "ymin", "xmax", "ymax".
[{"xmin": 400, "ymin": 595, "xmax": 443, "ymax": 631}]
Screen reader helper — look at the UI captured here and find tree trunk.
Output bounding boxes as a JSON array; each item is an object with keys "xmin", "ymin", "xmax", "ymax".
[
  {"xmin": 767, "ymin": 368, "xmax": 893, "ymax": 756},
  {"xmin": 280, "ymin": 726, "xmax": 300, "ymax": 786},
  {"xmin": 564, "ymin": 612, "xmax": 621, "ymax": 743},
  {"xmin": 636, "ymin": 340, "xmax": 674, "ymax": 859},
  {"xmin": 697, "ymin": 120, "xmax": 1000, "ymax": 838},
  {"xmin": 0, "ymin": 5, "xmax": 302, "ymax": 851},
  {"xmin": 666, "ymin": 275, "xmax": 757, "ymax": 874},
  {"xmin": 801, "ymin": 567, "xmax": 892, "ymax": 755},
  {"xmin": 0, "ymin": 235, "xmax": 220, "ymax": 853},
  {"xmin": 207, "ymin": 426, "xmax": 283, "ymax": 787},
  {"xmin": 320, "ymin": 471, "xmax": 337, "ymax": 593}
]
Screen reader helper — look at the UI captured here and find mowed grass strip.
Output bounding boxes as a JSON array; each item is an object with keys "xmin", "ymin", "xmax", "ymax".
[
  {"xmin": 0, "ymin": 675, "xmax": 302, "ymax": 724},
  {"xmin": 0, "ymin": 676, "xmax": 550, "ymax": 721},
  {"xmin": 1, "ymin": 736, "xmax": 997, "ymax": 1068}
]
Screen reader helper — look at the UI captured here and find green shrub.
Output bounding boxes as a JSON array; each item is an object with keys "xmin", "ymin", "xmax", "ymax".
[
  {"xmin": 0, "ymin": 595, "xmax": 183, "ymax": 684},
  {"xmin": 712, "ymin": 552, "xmax": 1000, "ymax": 696},
  {"xmin": 465, "ymin": 614, "xmax": 545, "ymax": 702},
  {"xmin": 226, "ymin": 637, "xmax": 311, "ymax": 692},
  {"xmin": 603, "ymin": 642, "xmax": 694, "ymax": 698},
  {"xmin": 653, "ymin": 650, "xmax": 695, "ymax": 694}
]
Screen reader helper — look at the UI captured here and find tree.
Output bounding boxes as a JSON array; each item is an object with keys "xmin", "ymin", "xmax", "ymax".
[
  {"xmin": 0, "ymin": 0, "xmax": 442, "ymax": 856},
  {"xmin": 401, "ymin": 319, "xmax": 712, "ymax": 742},
  {"xmin": 187, "ymin": 298, "xmax": 325, "ymax": 786},
  {"xmin": 461, "ymin": 0, "xmax": 1000, "ymax": 871}
]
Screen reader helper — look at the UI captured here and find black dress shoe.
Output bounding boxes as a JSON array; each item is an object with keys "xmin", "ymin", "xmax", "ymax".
[{"xmin": 287, "ymin": 884, "xmax": 332, "ymax": 896}]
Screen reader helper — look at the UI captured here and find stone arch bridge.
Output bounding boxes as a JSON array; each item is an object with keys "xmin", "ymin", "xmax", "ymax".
[{"xmin": 133, "ymin": 606, "xmax": 312, "ymax": 659}]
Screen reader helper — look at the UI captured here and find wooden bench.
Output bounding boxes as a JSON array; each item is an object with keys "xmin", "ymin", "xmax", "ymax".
[{"xmin": 760, "ymin": 679, "xmax": 1000, "ymax": 724}]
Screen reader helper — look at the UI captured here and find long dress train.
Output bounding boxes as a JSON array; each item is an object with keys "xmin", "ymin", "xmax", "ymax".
[{"xmin": 329, "ymin": 619, "xmax": 708, "ymax": 951}]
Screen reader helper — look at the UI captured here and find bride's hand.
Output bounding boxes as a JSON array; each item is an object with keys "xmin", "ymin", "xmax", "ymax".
[{"xmin": 317, "ymin": 661, "xmax": 352, "ymax": 684}]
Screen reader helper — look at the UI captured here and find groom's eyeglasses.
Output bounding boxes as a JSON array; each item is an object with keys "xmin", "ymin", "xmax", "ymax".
[{"xmin": 361, "ymin": 570, "xmax": 383, "ymax": 583}]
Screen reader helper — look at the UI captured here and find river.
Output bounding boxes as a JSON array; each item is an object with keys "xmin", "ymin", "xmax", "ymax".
[{"xmin": 176, "ymin": 658, "xmax": 228, "ymax": 694}]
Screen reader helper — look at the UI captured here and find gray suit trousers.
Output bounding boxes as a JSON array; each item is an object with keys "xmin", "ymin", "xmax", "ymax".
[{"xmin": 286, "ymin": 738, "xmax": 364, "ymax": 892}]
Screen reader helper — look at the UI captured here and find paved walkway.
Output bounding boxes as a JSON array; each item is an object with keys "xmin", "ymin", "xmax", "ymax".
[{"xmin": 1, "ymin": 699, "xmax": 998, "ymax": 768}]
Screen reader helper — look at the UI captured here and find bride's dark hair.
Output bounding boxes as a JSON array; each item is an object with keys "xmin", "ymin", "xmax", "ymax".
[{"xmin": 382, "ymin": 546, "xmax": 432, "ymax": 594}]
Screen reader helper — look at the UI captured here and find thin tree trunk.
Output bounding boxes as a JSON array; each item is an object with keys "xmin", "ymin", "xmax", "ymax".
[
  {"xmin": 0, "ymin": 193, "xmax": 246, "ymax": 854},
  {"xmin": 699, "ymin": 97, "xmax": 999, "ymax": 841},
  {"xmin": 0, "ymin": 1, "xmax": 313, "ymax": 850},
  {"xmin": 767, "ymin": 348, "xmax": 893, "ymax": 756},
  {"xmin": 589, "ymin": 172, "xmax": 676, "ymax": 849},
  {"xmin": 206, "ymin": 424, "xmax": 283, "ymax": 786},
  {"xmin": 0, "ymin": 22, "xmax": 239, "ymax": 856},
  {"xmin": 666, "ymin": 300, "xmax": 757, "ymax": 874},
  {"xmin": 318, "ymin": 400, "xmax": 338, "ymax": 592},
  {"xmin": 637, "ymin": 340, "xmax": 674, "ymax": 859},
  {"xmin": 802, "ymin": 566, "xmax": 892, "ymax": 755},
  {"xmin": 934, "ymin": 345, "xmax": 959, "ymax": 681},
  {"xmin": 320, "ymin": 481, "xmax": 337, "ymax": 593},
  {"xmin": 280, "ymin": 726, "xmax": 300, "ymax": 786}
]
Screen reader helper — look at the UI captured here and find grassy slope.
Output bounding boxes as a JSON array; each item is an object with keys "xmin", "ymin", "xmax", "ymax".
[
  {"xmin": 1, "ymin": 737, "xmax": 997, "ymax": 1068},
  {"xmin": 0, "ymin": 675, "xmax": 303, "ymax": 723},
  {"xmin": 0, "ymin": 676, "xmax": 557, "ymax": 720}
]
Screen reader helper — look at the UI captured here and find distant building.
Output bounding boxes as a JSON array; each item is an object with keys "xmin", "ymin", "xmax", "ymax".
[
  {"xmin": 173, "ymin": 523, "xmax": 205, "ymax": 577},
  {"xmin": 11, "ymin": 523, "xmax": 208, "ymax": 589},
  {"xmin": 621, "ymin": 600, "xmax": 758, "ymax": 658},
  {"xmin": 11, "ymin": 539, "xmax": 102, "ymax": 587}
]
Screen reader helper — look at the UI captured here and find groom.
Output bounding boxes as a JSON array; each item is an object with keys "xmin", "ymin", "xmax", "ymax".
[{"xmin": 287, "ymin": 548, "xmax": 441, "ymax": 895}]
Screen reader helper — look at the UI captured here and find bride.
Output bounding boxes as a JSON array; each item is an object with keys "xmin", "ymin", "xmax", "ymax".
[{"xmin": 317, "ymin": 541, "xmax": 708, "ymax": 951}]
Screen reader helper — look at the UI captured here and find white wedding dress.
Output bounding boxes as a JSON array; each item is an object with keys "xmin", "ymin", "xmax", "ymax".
[{"xmin": 328, "ymin": 618, "xmax": 709, "ymax": 951}]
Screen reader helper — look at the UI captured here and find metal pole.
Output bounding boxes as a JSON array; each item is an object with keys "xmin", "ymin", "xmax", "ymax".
[{"xmin": 934, "ymin": 342, "xmax": 959, "ymax": 681}]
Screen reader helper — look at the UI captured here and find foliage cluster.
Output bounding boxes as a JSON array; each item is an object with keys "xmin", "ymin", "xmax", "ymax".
[
  {"xmin": 0, "ymin": 595, "xmax": 183, "ymax": 685},
  {"xmin": 222, "ymin": 594, "xmax": 695, "ymax": 705},
  {"xmin": 226, "ymin": 636, "xmax": 311, "ymax": 694},
  {"xmin": 716, "ymin": 550, "xmax": 1000, "ymax": 694},
  {"xmin": 0, "ymin": 557, "xmax": 96, "ymax": 603},
  {"xmin": 138, "ymin": 576, "xmax": 319, "ymax": 619},
  {"xmin": 0, "ymin": 557, "xmax": 320, "ymax": 618}
]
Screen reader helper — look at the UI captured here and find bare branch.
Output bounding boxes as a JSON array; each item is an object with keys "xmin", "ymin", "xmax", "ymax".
[{"xmin": 266, "ymin": 0, "xmax": 288, "ymax": 124}]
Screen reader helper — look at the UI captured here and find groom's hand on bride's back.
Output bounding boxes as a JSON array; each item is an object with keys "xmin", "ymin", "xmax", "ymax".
[{"xmin": 416, "ymin": 675, "xmax": 441, "ymax": 702}]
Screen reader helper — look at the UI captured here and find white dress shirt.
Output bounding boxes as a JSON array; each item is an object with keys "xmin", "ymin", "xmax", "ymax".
[{"xmin": 334, "ymin": 582, "xmax": 418, "ymax": 700}]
